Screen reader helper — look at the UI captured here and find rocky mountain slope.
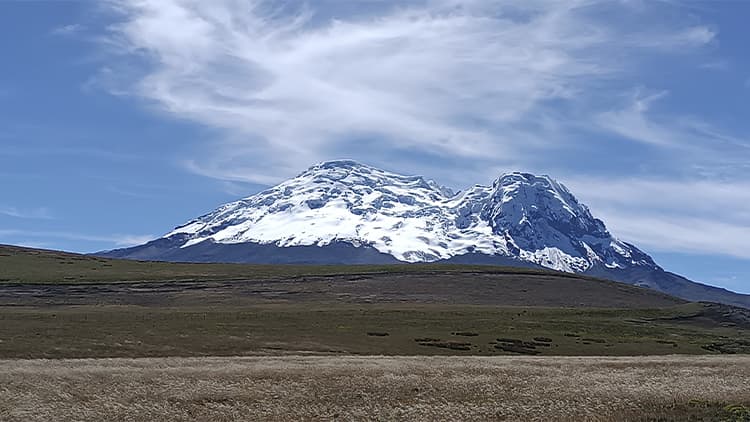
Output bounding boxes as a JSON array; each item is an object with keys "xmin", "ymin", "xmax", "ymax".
[{"xmin": 100, "ymin": 160, "xmax": 749, "ymax": 308}]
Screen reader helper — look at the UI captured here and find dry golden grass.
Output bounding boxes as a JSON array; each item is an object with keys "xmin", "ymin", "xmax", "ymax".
[{"xmin": 1, "ymin": 355, "xmax": 748, "ymax": 421}]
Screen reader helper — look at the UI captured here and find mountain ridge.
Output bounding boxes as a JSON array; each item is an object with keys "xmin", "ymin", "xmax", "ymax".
[{"xmin": 99, "ymin": 160, "xmax": 750, "ymax": 308}]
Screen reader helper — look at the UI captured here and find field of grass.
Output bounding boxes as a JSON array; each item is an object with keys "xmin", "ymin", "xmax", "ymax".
[
  {"xmin": 1, "ymin": 355, "xmax": 748, "ymax": 422},
  {"xmin": 1, "ymin": 303, "xmax": 748, "ymax": 359}
]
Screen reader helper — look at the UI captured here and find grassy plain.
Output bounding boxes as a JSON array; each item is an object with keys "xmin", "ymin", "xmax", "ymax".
[
  {"xmin": 1, "ymin": 303, "xmax": 749, "ymax": 358},
  {"xmin": 1, "ymin": 355, "xmax": 749, "ymax": 422}
]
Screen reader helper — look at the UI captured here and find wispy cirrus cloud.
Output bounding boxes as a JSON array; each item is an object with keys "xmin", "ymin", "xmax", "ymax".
[
  {"xmin": 0, "ymin": 206, "xmax": 53, "ymax": 220},
  {"xmin": 594, "ymin": 90, "xmax": 675, "ymax": 147},
  {"xmin": 100, "ymin": 0, "xmax": 718, "ymax": 183},
  {"xmin": 51, "ymin": 23, "xmax": 85, "ymax": 36},
  {"xmin": 594, "ymin": 89, "xmax": 749, "ymax": 151}
]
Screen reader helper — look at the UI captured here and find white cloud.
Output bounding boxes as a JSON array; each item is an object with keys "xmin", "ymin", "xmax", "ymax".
[
  {"xmin": 564, "ymin": 177, "xmax": 750, "ymax": 258},
  {"xmin": 699, "ymin": 60, "xmax": 729, "ymax": 71},
  {"xmin": 112, "ymin": 234, "xmax": 156, "ymax": 247},
  {"xmin": 566, "ymin": 178, "xmax": 750, "ymax": 221},
  {"xmin": 51, "ymin": 24, "xmax": 84, "ymax": 36},
  {"xmin": 593, "ymin": 211, "xmax": 750, "ymax": 259},
  {"xmin": 594, "ymin": 90, "xmax": 675, "ymax": 146},
  {"xmin": 594, "ymin": 89, "xmax": 750, "ymax": 158},
  {"xmin": 101, "ymin": 0, "xmax": 717, "ymax": 183},
  {"xmin": 0, "ymin": 206, "xmax": 53, "ymax": 220},
  {"xmin": 627, "ymin": 26, "xmax": 715, "ymax": 49}
]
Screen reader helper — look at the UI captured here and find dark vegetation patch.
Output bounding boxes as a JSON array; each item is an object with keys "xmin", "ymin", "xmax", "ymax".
[
  {"xmin": 451, "ymin": 331, "xmax": 478, "ymax": 337},
  {"xmin": 496, "ymin": 338, "xmax": 551, "ymax": 348},
  {"xmin": 414, "ymin": 337, "xmax": 441, "ymax": 342},
  {"xmin": 366, "ymin": 332, "xmax": 389, "ymax": 337},
  {"xmin": 417, "ymin": 340, "xmax": 472, "ymax": 351},
  {"xmin": 493, "ymin": 337, "xmax": 554, "ymax": 355},
  {"xmin": 494, "ymin": 343, "xmax": 540, "ymax": 355},
  {"xmin": 701, "ymin": 339, "xmax": 750, "ymax": 354}
]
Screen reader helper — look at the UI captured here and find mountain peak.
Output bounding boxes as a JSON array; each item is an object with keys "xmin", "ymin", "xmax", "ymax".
[
  {"xmin": 303, "ymin": 159, "xmax": 370, "ymax": 173},
  {"xmin": 295, "ymin": 159, "xmax": 376, "ymax": 181},
  {"xmin": 497, "ymin": 171, "xmax": 553, "ymax": 182},
  {"xmin": 158, "ymin": 160, "xmax": 657, "ymax": 274},
  {"xmin": 492, "ymin": 171, "xmax": 583, "ymax": 220},
  {"xmin": 494, "ymin": 172, "xmax": 566, "ymax": 193},
  {"xmin": 296, "ymin": 159, "xmax": 455, "ymax": 198}
]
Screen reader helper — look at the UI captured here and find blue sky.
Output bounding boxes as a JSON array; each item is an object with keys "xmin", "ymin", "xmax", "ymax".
[{"xmin": 0, "ymin": 0, "xmax": 748, "ymax": 294}]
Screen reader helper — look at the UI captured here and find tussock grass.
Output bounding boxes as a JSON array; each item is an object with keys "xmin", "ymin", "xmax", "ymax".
[{"xmin": 0, "ymin": 355, "xmax": 748, "ymax": 421}]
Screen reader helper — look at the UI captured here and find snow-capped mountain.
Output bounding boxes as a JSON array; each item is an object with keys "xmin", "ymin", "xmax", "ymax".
[
  {"xmin": 163, "ymin": 160, "xmax": 653, "ymax": 273},
  {"xmin": 101, "ymin": 160, "xmax": 749, "ymax": 308}
]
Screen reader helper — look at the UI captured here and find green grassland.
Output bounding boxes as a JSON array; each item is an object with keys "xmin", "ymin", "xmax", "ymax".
[{"xmin": 1, "ymin": 303, "xmax": 748, "ymax": 359}]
